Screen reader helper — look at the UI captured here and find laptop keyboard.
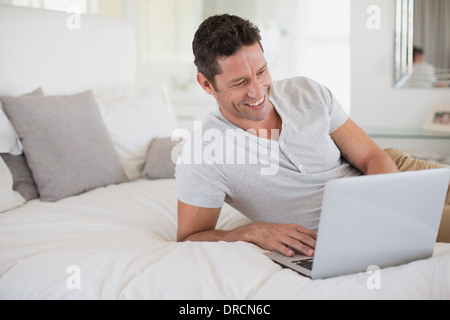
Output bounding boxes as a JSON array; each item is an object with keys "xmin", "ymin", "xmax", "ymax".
[{"xmin": 292, "ymin": 258, "xmax": 314, "ymax": 270}]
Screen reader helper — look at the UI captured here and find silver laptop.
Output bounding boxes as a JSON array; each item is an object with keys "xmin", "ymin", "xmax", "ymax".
[{"xmin": 265, "ymin": 168, "xmax": 450, "ymax": 279}]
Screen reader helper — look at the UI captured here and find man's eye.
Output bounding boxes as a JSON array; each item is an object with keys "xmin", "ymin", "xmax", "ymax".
[{"xmin": 234, "ymin": 81, "xmax": 245, "ymax": 87}]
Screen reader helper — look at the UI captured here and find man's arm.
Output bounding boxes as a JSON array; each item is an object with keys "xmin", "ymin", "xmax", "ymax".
[
  {"xmin": 330, "ymin": 118, "xmax": 399, "ymax": 175},
  {"xmin": 177, "ymin": 200, "xmax": 317, "ymax": 257}
]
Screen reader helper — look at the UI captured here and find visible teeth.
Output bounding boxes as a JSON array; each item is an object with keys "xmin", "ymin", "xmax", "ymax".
[{"xmin": 248, "ymin": 97, "xmax": 264, "ymax": 107}]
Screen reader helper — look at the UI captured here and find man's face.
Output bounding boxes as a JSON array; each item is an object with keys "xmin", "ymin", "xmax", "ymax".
[{"xmin": 198, "ymin": 43, "xmax": 273, "ymax": 127}]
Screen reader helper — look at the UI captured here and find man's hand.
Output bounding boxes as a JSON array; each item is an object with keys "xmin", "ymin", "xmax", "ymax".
[
  {"xmin": 178, "ymin": 201, "xmax": 317, "ymax": 257},
  {"xmin": 243, "ymin": 222, "xmax": 317, "ymax": 257}
]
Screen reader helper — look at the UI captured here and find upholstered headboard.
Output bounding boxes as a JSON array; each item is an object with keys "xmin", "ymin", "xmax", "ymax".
[{"xmin": 0, "ymin": 4, "xmax": 135, "ymax": 96}]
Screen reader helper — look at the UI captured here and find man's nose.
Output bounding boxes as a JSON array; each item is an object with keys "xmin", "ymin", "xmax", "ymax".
[{"xmin": 247, "ymin": 79, "xmax": 265, "ymax": 99}]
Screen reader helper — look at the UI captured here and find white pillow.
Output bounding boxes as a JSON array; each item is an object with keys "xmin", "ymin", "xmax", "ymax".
[
  {"xmin": 0, "ymin": 157, "xmax": 25, "ymax": 213},
  {"xmin": 0, "ymin": 88, "xmax": 44, "ymax": 155},
  {"xmin": 0, "ymin": 104, "xmax": 23, "ymax": 155},
  {"xmin": 97, "ymin": 86, "xmax": 177, "ymax": 181}
]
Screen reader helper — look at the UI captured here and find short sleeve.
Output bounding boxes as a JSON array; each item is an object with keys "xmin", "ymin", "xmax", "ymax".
[
  {"xmin": 175, "ymin": 138, "xmax": 228, "ymax": 209},
  {"xmin": 326, "ymin": 88, "xmax": 349, "ymax": 134}
]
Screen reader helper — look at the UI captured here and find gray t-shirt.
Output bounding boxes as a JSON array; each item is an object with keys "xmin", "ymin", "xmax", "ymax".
[{"xmin": 175, "ymin": 77, "xmax": 361, "ymax": 231}]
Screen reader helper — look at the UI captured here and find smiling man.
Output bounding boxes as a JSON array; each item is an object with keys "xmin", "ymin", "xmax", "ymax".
[{"xmin": 175, "ymin": 14, "xmax": 400, "ymax": 257}]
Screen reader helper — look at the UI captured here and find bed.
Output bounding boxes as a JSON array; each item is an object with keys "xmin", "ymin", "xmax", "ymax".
[{"xmin": 1, "ymin": 4, "xmax": 450, "ymax": 301}]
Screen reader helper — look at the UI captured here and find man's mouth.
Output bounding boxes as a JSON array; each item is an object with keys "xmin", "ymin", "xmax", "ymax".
[{"xmin": 245, "ymin": 96, "xmax": 265, "ymax": 109}]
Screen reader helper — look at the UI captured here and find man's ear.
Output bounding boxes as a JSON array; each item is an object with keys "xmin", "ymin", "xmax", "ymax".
[{"xmin": 197, "ymin": 73, "xmax": 216, "ymax": 95}]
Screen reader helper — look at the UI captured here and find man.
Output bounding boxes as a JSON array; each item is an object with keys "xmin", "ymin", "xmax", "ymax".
[
  {"xmin": 175, "ymin": 14, "xmax": 448, "ymax": 257},
  {"xmin": 408, "ymin": 47, "xmax": 448, "ymax": 88}
]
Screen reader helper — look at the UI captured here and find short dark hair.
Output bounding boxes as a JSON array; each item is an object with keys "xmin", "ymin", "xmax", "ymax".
[
  {"xmin": 192, "ymin": 14, "xmax": 263, "ymax": 87},
  {"xmin": 413, "ymin": 46, "xmax": 423, "ymax": 62}
]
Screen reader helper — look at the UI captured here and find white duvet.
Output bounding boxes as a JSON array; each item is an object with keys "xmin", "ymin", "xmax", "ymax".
[{"xmin": 0, "ymin": 179, "xmax": 449, "ymax": 300}]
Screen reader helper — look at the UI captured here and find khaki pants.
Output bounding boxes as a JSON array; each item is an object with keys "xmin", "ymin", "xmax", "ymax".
[{"xmin": 384, "ymin": 149, "xmax": 450, "ymax": 243}]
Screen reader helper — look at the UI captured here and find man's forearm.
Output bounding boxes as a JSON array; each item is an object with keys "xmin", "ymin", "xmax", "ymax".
[
  {"xmin": 180, "ymin": 225, "xmax": 251, "ymax": 243},
  {"xmin": 180, "ymin": 222, "xmax": 317, "ymax": 257}
]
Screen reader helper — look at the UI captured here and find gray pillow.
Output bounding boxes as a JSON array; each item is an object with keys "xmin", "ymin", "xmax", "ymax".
[
  {"xmin": 142, "ymin": 137, "xmax": 184, "ymax": 180},
  {"xmin": 2, "ymin": 90, "xmax": 128, "ymax": 202}
]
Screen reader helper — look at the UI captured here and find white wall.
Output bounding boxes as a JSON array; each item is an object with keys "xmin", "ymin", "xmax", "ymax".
[
  {"xmin": 351, "ymin": 0, "xmax": 450, "ymax": 131},
  {"xmin": 123, "ymin": 0, "xmax": 351, "ymax": 111}
]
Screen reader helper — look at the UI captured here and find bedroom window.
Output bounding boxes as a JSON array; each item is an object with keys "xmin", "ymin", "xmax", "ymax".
[
  {"xmin": 138, "ymin": 0, "xmax": 201, "ymax": 64},
  {"xmin": 264, "ymin": 0, "xmax": 351, "ymax": 113},
  {"xmin": 305, "ymin": 0, "xmax": 351, "ymax": 113},
  {"xmin": 1, "ymin": 0, "xmax": 89, "ymax": 12},
  {"xmin": 135, "ymin": 0, "xmax": 203, "ymax": 89},
  {"xmin": 43, "ymin": 0, "xmax": 88, "ymax": 13},
  {"xmin": 0, "ymin": 0, "xmax": 123, "ymax": 17},
  {"xmin": 135, "ymin": 0, "xmax": 350, "ymax": 113}
]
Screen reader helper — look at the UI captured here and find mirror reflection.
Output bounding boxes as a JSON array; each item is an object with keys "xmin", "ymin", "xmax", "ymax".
[{"xmin": 405, "ymin": 0, "xmax": 450, "ymax": 88}]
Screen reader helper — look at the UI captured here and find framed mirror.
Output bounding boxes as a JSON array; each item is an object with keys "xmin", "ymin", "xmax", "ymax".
[
  {"xmin": 394, "ymin": 0, "xmax": 414, "ymax": 89},
  {"xmin": 394, "ymin": 0, "xmax": 450, "ymax": 89}
]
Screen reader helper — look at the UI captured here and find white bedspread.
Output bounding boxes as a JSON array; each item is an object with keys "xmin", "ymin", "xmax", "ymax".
[{"xmin": 1, "ymin": 179, "xmax": 449, "ymax": 300}]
